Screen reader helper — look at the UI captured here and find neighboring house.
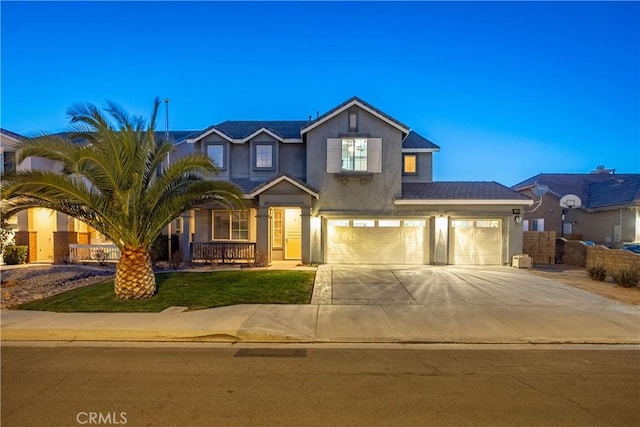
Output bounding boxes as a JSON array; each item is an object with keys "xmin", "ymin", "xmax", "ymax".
[
  {"xmin": 3, "ymin": 97, "xmax": 533, "ymax": 266},
  {"xmin": 172, "ymin": 96, "xmax": 532, "ymax": 265},
  {"xmin": 512, "ymin": 170, "xmax": 640, "ymax": 248}
]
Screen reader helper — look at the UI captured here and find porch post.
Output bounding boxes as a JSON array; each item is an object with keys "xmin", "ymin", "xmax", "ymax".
[
  {"xmin": 256, "ymin": 207, "xmax": 271, "ymax": 266},
  {"xmin": 181, "ymin": 210, "xmax": 193, "ymax": 263},
  {"xmin": 300, "ymin": 206, "xmax": 311, "ymax": 265}
]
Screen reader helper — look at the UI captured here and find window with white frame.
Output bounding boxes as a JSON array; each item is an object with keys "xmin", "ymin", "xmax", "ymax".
[
  {"xmin": 272, "ymin": 210, "xmax": 283, "ymax": 248},
  {"xmin": 531, "ymin": 218, "xmax": 544, "ymax": 231},
  {"xmin": 342, "ymin": 138, "xmax": 368, "ymax": 172},
  {"xmin": 212, "ymin": 210, "xmax": 248, "ymax": 240},
  {"xmin": 207, "ymin": 144, "xmax": 225, "ymax": 169},
  {"xmin": 0, "ymin": 151, "xmax": 16, "ymax": 173},
  {"xmin": 255, "ymin": 144, "xmax": 273, "ymax": 169}
]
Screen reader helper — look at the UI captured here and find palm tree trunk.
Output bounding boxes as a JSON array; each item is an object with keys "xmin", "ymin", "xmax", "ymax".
[{"xmin": 114, "ymin": 246, "xmax": 156, "ymax": 300}]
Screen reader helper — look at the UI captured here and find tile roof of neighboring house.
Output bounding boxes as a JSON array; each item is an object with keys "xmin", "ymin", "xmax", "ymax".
[
  {"xmin": 511, "ymin": 173, "xmax": 640, "ymax": 209},
  {"xmin": 302, "ymin": 96, "xmax": 410, "ymax": 134},
  {"xmin": 402, "ymin": 182, "xmax": 530, "ymax": 200},
  {"xmin": 402, "ymin": 130, "xmax": 440, "ymax": 150}
]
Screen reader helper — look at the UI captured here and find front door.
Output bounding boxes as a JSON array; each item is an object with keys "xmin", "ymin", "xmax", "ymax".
[{"xmin": 284, "ymin": 208, "xmax": 301, "ymax": 259}]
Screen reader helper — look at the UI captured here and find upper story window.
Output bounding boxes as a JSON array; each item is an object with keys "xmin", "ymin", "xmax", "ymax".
[
  {"xmin": 341, "ymin": 138, "xmax": 368, "ymax": 172},
  {"xmin": 207, "ymin": 144, "xmax": 225, "ymax": 169},
  {"xmin": 327, "ymin": 137, "xmax": 381, "ymax": 173},
  {"xmin": 403, "ymin": 154, "xmax": 417, "ymax": 175},
  {"xmin": 1, "ymin": 151, "xmax": 16, "ymax": 173},
  {"xmin": 255, "ymin": 144, "xmax": 274, "ymax": 169}
]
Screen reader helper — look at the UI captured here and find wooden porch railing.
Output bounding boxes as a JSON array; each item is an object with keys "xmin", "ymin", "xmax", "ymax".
[
  {"xmin": 191, "ymin": 242, "xmax": 256, "ymax": 264},
  {"xmin": 69, "ymin": 244, "xmax": 120, "ymax": 263}
]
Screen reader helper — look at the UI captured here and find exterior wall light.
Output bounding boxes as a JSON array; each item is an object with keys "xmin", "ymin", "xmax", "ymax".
[{"xmin": 514, "ymin": 215, "xmax": 522, "ymax": 224}]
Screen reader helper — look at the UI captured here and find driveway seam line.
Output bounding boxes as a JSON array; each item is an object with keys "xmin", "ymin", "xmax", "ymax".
[{"xmin": 389, "ymin": 267, "xmax": 419, "ymax": 305}]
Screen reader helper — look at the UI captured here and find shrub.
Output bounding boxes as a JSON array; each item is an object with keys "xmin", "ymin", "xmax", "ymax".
[
  {"xmin": 611, "ymin": 267, "xmax": 640, "ymax": 288},
  {"xmin": 3, "ymin": 245, "xmax": 28, "ymax": 265},
  {"xmin": 586, "ymin": 265, "xmax": 607, "ymax": 281}
]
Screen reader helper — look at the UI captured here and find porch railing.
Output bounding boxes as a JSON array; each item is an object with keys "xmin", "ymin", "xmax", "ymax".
[
  {"xmin": 69, "ymin": 244, "xmax": 121, "ymax": 263},
  {"xmin": 191, "ymin": 242, "xmax": 256, "ymax": 264}
]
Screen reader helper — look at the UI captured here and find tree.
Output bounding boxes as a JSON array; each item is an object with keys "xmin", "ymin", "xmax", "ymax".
[{"xmin": 0, "ymin": 98, "xmax": 243, "ymax": 299}]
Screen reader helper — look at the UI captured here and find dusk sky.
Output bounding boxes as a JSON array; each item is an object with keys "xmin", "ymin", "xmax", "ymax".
[{"xmin": 1, "ymin": 1, "xmax": 638, "ymax": 186}]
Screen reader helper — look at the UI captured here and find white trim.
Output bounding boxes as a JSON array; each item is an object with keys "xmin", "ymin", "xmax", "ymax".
[
  {"xmin": 394, "ymin": 199, "xmax": 535, "ymax": 206},
  {"xmin": 401, "ymin": 148, "xmax": 440, "ymax": 153},
  {"xmin": 248, "ymin": 176, "xmax": 319, "ymax": 199},
  {"xmin": 0, "ymin": 132, "xmax": 23, "ymax": 147},
  {"xmin": 186, "ymin": 127, "xmax": 302, "ymax": 144},
  {"xmin": 301, "ymin": 100, "xmax": 409, "ymax": 135}
]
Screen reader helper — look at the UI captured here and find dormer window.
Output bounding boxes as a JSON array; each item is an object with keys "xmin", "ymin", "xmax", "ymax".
[
  {"xmin": 348, "ymin": 112, "xmax": 358, "ymax": 132},
  {"xmin": 207, "ymin": 144, "xmax": 225, "ymax": 169},
  {"xmin": 254, "ymin": 143, "xmax": 274, "ymax": 170}
]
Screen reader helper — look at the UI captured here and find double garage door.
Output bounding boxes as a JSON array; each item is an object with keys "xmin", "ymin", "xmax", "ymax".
[
  {"xmin": 326, "ymin": 219, "xmax": 426, "ymax": 264},
  {"xmin": 326, "ymin": 217, "xmax": 503, "ymax": 265}
]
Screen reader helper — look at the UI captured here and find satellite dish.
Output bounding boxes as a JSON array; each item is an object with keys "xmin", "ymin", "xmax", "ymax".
[
  {"xmin": 559, "ymin": 194, "xmax": 582, "ymax": 209},
  {"xmin": 531, "ymin": 184, "xmax": 549, "ymax": 197}
]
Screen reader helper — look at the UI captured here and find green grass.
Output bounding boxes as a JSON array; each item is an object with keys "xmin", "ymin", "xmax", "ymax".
[{"xmin": 17, "ymin": 270, "xmax": 316, "ymax": 313}]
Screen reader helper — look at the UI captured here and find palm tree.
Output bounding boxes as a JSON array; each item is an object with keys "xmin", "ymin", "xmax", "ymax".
[{"xmin": 1, "ymin": 98, "xmax": 243, "ymax": 300}]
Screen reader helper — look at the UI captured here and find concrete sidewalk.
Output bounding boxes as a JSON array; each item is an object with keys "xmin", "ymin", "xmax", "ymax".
[
  {"xmin": 2, "ymin": 264, "xmax": 639, "ymax": 344},
  {"xmin": 2, "ymin": 301, "xmax": 639, "ymax": 344}
]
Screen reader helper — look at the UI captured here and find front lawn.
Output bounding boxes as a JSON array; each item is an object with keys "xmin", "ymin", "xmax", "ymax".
[{"xmin": 17, "ymin": 270, "xmax": 316, "ymax": 312}]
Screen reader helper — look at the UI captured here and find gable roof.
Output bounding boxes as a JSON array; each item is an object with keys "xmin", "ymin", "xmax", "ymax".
[
  {"xmin": 300, "ymin": 96, "xmax": 410, "ymax": 136},
  {"xmin": 397, "ymin": 182, "xmax": 532, "ymax": 205},
  {"xmin": 185, "ymin": 121, "xmax": 307, "ymax": 144},
  {"xmin": 512, "ymin": 173, "xmax": 640, "ymax": 209},
  {"xmin": 228, "ymin": 175, "xmax": 319, "ymax": 199},
  {"xmin": 402, "ymin": 130, "xmax": 440, "ymax": 151},
  {"xmin": 0, "ymin": 128, "xmax": 26, "ymax": 146}
]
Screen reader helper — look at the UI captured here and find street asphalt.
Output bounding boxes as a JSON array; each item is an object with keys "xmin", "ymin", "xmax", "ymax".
[{"xmin": 1, "ymin": 265, "xmax": 639, "ymax": 344}]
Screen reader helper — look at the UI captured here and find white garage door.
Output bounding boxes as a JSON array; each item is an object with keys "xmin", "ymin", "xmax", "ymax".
[
  {"xmin": 450, "ymin": 219, "xmax": 502, "ymax": 265},
  {"xmin": 326, "ymin": 219, "xmax": 426, "ymax": 264}
]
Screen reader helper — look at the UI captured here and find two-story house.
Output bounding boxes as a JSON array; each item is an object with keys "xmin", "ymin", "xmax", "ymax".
[
  {"xmin": 3, "ymin": 97, "xmax": 532, "ymax": 265},
  {"xmin": 171, "ymin": 96, "xmax": 532, "ymax": 266}
]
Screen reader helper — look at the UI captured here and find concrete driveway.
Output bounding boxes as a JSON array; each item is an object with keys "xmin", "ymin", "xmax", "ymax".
[{"xmin": 313, "ymin": 264, "xmax": 635, "ymax": 309}]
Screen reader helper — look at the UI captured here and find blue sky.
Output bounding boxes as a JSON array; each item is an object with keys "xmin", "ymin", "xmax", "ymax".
[{"xmin": 1, "ymin": 1, "xmax": 638, "ymax": 186}]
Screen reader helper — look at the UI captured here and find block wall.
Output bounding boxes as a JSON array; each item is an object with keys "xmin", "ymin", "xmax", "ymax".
[
  {"xmin": 587, "ymin": 245, "xmax": 640, "ymax": 272},
  {"xmin": 523, "ymin": 231, "xmax": 556, "ymax": 264}
]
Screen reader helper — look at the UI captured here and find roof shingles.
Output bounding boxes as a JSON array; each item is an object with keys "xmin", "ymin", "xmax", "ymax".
[{"xmin": 402, "ymin": 182, "xmax": 530, "ymax": 200}]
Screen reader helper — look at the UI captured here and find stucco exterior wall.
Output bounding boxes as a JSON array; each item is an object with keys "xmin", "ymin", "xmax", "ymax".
[
  {"xmin": 401, "ymin": 152, "xmax": 433, "ymax": 183},
  {"xmin": 279, "ymin": 143, "xmax": 306, "ymax": 180},
  {"xmin": 305, "ymin": 107, "xmax": 404, "ymax": 214}
]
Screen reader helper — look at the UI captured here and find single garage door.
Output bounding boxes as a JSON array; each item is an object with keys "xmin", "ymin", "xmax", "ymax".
[
  {"xmin": 326, "ymin": 219, "xmax": 426, "ymax": 264},
  {"xmin": 450, "ymin": 219, "xmax": 502, "ymax": 265}
]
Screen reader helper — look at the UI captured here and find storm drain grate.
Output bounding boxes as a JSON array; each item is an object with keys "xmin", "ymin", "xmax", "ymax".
[{"xmin": 234, "ymin": 348, "xmax": 307, "ymax": 358}]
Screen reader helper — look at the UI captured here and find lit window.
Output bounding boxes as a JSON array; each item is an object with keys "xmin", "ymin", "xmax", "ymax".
[
  {"xmin": 213, "ymin": 210, "xmax": 248, "ymax": 240},
  {"xmin": 272, "ymin": 210, "xmax": 283, "ymax": 248},
  {"xmin": 255, "ymin": 144, "xmax": 273, "ymax": 169},
  {"xmin": 404, "ymin": 220, "xmax": 426, "ymax": 227},
  {"xmin": 207, "ymin": 145, "xmax": 224, "ymax": 169},
  {"xmin": 476, "ymin": 220, "xmax": 500, "ymax": 228},
  {"xmin": 353, "ymin": 219, "xmax": 375, "ymax": 227},
  {"xmin": 378, "ymin": 220, "xmax": 400, "ymax": 227},
  {"xmin": 328, "ymin": 219, "xmax": 350, "ymax": 227},
  {"xmin": 403, "ymin": 154, "xmax": 417, "ymax": 174},
  {"xmin": 342, "ymin": 138, "xmax": 367, "ymax": 172},
  {"xmin": 452, "ymin": 220, "xmax": 474, "ymax": 228}
]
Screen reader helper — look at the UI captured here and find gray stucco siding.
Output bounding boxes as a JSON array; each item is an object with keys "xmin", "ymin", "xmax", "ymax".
[
  {"xmin": 279, "ymin": 143, "xmax": 306, "ymax": 180},
  {"xmin": 401, "ymin": 152, "xmax": 433, "ymax": 183},
  {"xmin": 306, "ymin": 107, "xmax": 404, "ymax": 213}
]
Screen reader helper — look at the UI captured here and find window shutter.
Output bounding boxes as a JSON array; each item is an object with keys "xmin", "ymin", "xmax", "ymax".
[
  {"xmin": 326, "ymin": 138, "xmax": 342, "ymax": 173},
  {"xmin": 367, "ymin": 138, "xmax": 382, "ymax": 173}
]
